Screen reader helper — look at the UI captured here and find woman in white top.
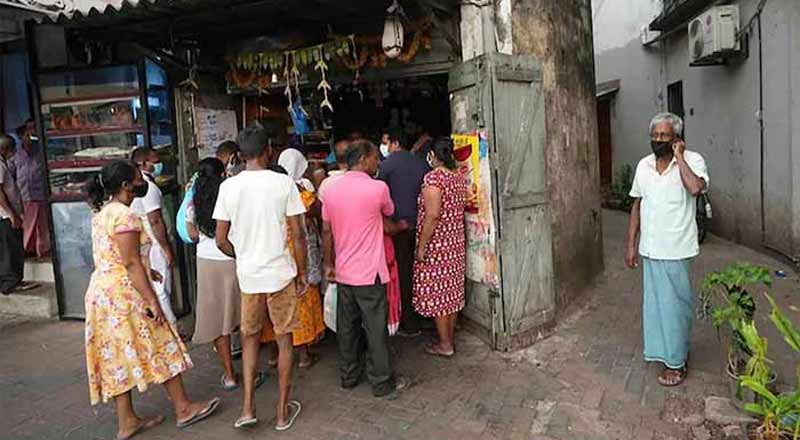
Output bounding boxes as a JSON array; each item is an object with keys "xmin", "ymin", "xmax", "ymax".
[{"xmin": 186, "ymin": 158, "xmax": 263, "ymax": 391}]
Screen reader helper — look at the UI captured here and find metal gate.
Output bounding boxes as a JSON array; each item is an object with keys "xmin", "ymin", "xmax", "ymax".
[{"xmin": 448, "ymin": 53, "xmax": 555, "ymax": 351}]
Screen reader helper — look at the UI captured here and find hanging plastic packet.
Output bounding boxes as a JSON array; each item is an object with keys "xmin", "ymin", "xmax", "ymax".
[{"xmin": 289, "ymin": 99, "xmax": 310, "ymax": 136}]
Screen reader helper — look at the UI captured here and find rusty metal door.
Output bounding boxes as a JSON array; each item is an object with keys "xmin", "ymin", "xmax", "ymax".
[{"xmin": 449, "ymin": 53, "xmax": 555, "ymax": 350}]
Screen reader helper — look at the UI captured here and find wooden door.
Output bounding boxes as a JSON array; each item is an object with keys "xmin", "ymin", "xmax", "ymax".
[{"xmin": 597, "ymin": 98, "xmax": 613, "ymax": 187}]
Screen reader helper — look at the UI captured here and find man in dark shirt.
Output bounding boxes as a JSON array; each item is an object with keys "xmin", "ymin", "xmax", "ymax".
[{"xmin": 378, "ymin": 129, "xmax": 429, "ymax": 337}]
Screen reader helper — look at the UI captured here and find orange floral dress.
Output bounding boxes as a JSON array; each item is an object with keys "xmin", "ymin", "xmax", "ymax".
[
  {"xmin": 262, "ymin": 190, "xmax": 325, "ymax": 346},
  {"xmin": 84, "ymin": 202, "xmax": 192, "ymax": 405}
]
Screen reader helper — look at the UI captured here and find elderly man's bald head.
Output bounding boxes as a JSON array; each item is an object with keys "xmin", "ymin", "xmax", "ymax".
[{"xmin": 334, "ymin": 139, "xmax": 350, "ymax": 168}]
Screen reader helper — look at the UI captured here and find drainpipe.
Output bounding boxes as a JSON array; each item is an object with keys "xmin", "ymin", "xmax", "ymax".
[{"xmin": 758, "ymin": 13, "xmax": 765, "ymax": 244}]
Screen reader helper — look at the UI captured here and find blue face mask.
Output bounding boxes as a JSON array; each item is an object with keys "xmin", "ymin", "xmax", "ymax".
[{"xmin": 151, "ymin": 162, "xmax": 164, "ymax": 177}]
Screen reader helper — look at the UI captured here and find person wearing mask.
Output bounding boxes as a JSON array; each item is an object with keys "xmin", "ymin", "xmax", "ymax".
[
  {"xmin": 185, "ymin": 158, "xmax": 262, "ymax": 391},
  {"xmin": 379, "ymin": 129, "xmax": 429, "ymax": 338},
  {"xmin": 626, "ymin": 112, "xmax": 708, "ymax": 387},
  {"xmin": 413, "ymin": 138, "xmax": 467, "ymax": 357},
  {"xmin": 317, "ymin": 139, "xmax": 351, "ymax": 204},
  {"xmin": 84, "ymin": 160, "xmax": 219, "ymax": 440},
  {"xmin": 215, "ymin": 140, "xmax": 243, "ymax": 177},
  {"xmin": 379, "ymin": 132, "xmax": 391, "ymax": 159},
  {"xmin": 0, "ymin": 135, "xmax": 36, "ymax": 294},
  {"xmin": 260, "ymin": 148, "xmax": 325, "ymax": 369},
  {"xmin": 322, "ymin": 140, "xmax": 408, "ymax": 398},
  {"xmin": 130, "ymin": 147, "xmax": 177, "ymax": 326},
  {"xmin": 213, "ymin": 124, "xmax": 307, "ymax": 431},
  {"xmin": 13, "ymin": 119, "xmax": 50, "ymax": 258}
]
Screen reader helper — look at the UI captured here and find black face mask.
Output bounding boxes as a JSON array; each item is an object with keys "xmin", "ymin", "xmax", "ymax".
[
  {"xmin": 132, "ymin": 182, "xmax": 149, "ymax": 198},
  {"xmin": 651, "ymin": 140, "xmax": 672, "ymax": 157}
]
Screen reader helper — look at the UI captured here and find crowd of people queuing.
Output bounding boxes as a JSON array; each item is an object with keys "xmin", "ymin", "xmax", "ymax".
[{"xmin": 80, "ymin": 122, "xmax": 468, "ymax": 439}]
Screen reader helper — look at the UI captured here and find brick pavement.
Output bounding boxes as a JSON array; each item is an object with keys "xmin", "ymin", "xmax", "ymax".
[{"xmin": 2, "ymin": 210, "xmax": 797, "ymax": 440}]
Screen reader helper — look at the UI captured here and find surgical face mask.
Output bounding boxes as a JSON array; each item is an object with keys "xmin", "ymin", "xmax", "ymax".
[
  {"xmin": 650, "ymin": 140, "xmax": 672, "ymax": 157},
  {"xmin": 132, "ymin": 182, "xmax": 149, "ymax": 198},
  {"xmin": 151, "ymin": 162, "xmax": 164, "ymax": 177},
  {"xmin": 379, "ymin": 143, "xmax": 390, "ymax": 158},
  {"xmin": 426, "ymin": 153, "xmax": 435, "ymax": 169}
]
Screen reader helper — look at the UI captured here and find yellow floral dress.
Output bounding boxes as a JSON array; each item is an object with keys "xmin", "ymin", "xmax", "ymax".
[
  {"xmin": 84, "ymin": 202, "xmax": 192, "ymax": 405},
  {"xmin": 262, "ymin": 190, "xmax": 325, "ymax": 346}
]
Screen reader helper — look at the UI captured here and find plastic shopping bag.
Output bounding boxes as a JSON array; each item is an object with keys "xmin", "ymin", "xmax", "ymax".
[
  {"xmin": 323, "ymin": 282, "xmax": 337, "ymax": 332},
  {"xmin": 176, "ymin": 174, "xmax": 198, "ymax": 244}
]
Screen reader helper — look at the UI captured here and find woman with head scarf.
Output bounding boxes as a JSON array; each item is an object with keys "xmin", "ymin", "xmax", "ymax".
[{"xmin": 260, "ymin": 148, "xmax": 325, "ymax": 369}]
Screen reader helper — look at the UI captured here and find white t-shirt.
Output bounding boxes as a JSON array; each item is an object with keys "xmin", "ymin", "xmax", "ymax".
[
  {"xmin": 629, "ymin": 150, "xmax": 709, "ymax": 260},
  {"xmin": 212, "ymin": 169, "xmax": 306, "ymax": 294},
  {"xmin": 131, "ymin": 174, "xmax": 163, "ymax": 248},
  {"xmin": 0, "ymin": 158, "xmax": 22, "ymax": 220},
  {"xmin": 185, "ymin": 203, "xmax": 231, "ymax": 261}
]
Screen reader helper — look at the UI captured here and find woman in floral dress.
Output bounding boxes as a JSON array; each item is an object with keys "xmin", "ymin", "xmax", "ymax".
[
  {"xmin": 261, "ymin": 149, "xmax": 326, "ymax": 368},
  {"xmin": 413, "ymin": 138, "xmax": 467, "ymax": 357},
  {"xmin": 84, "ymin": 161, "xmax": 219, "ymax": 439}
]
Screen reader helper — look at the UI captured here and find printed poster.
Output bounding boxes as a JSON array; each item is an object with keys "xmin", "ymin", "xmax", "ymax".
[
  {"xmin": 452, "ymin": 132, "xmax": 499, "ymax": 289},
  {"xmin": 195, "ymin": 107, "xmax": 238, "ymax": 158}
]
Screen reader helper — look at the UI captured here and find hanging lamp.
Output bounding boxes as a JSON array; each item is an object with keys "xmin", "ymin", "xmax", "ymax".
[{"xmin": 382, "ymin": 0, "xmax": 405, "ymax": 58}]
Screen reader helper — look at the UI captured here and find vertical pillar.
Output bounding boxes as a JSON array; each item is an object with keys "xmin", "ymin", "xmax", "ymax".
[{"xmin": 510, "ymin": 0, "xmax": 605, "ymax": 307}]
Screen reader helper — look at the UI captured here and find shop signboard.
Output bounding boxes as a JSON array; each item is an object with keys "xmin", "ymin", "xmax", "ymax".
[{"xmin": 194, "ymin": 107, "xmax": 238, "ymax": 158}]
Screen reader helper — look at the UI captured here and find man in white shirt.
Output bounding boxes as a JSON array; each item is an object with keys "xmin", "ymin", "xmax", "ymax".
[
  {"xmin": 131, "ymin": 147, "xmax": 177, "ymax": 325},
  {"xmin": 213, "ymin": 124, "xmax": 308, "ymax": 431},
  {"xmin": 626, "ymin": 112, "xmax": 709, "ymax": 387}
]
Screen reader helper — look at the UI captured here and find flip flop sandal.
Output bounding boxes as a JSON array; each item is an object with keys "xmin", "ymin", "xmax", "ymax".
[
  {"xmin": 298, "ymin": 353, "xmax": 320, "ymax": 369},
  {"xmin": 234, "ymin": 416, "xmax": 258, "ymax": 429},
  {"xmin": 254, "ymin": 371, "xmax": 266, "ymax": 389},
  {"xmin": 424, "ymin": 343, "xmax": 454, "ymax": 358},
  {"xmin": 220, "ymin": 374, "xmax": 239, "ymax": 391},
  {"xmin": 117, "ymin": 415, "xmax": 165, "ymax": 440},
  {"xmin": 176, "ymin": 397, "xmax": 220, "ymax": 429},
  {"xmin": 657, "ymin": 368, "xmax": 687, "ymax": 387},
  {"xmin": 275, "ymin": 400, "xmax": 302, "ymax": 432},
  {"xmin": 267, "ymin": 359, "xmax": 278, "ymax": 368},
  {"xmin": 12, "ymin": 282, "xmax": 39, "ymax": 293}
]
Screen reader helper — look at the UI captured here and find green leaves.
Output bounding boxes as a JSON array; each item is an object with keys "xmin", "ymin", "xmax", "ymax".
[{"xmin": 766, "ymin": 293, "xmax": 800, "ymax": 353}]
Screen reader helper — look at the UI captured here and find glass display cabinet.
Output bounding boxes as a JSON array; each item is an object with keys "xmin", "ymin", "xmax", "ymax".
[{"xmin": 37, "ymin": 61, "xmax": 180, "ymax": 318}]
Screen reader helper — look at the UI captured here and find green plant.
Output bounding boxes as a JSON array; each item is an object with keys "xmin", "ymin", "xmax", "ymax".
[
  {"xmin": 700, "ymin": 263, "xmax": 772, "ymax": 363},
  {"xmin": 610, "ymin": 164, "xmax": 635, "ymax": 211}
]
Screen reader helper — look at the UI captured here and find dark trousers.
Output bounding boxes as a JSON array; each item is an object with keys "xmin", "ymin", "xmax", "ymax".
[
  {"xmin": 337, "ymin": 280, "xmax": 395, "ymax": 396},
  {"xmin": 0, "ymin": 219, "xmax": 24, "ymax": 294},
  {"xmin": 393, "ymin": 229, "xmax": 422, "ymax": 332}
]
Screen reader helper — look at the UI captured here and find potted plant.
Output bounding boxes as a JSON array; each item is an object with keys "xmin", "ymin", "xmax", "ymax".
[
  {"xmin": 738, "ymin": 294, "xmax": 800, "ymax": 439},
  {"xmin": 699, "ymin": 263, "xmax": 772, "ymax": 402}
]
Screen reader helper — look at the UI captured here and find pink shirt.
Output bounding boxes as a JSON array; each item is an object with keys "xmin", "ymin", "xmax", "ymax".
[{"xmin": 322, "ymin": 171, "xmax": 395, "ymax": 286}]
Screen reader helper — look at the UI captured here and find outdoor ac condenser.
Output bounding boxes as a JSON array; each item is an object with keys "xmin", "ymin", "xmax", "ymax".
[{"xmin": 688, "ymin": 5, "xmax": 741, "ymax": 65}]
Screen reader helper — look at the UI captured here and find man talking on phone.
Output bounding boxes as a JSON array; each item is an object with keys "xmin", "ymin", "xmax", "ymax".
[{"xmin": 625, "ymin": 112, "xmax": 708, "ymax": 388}]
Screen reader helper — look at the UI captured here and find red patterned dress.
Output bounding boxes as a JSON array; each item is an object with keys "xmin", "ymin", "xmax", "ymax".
[{"xmin": 412, "ymin": 168, "xmax": 467, "ymax": 318}]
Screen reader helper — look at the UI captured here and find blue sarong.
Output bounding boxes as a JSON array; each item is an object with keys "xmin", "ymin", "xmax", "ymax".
[{"xmin": 642, "ymin": 257, "xmax": 694, "ymax": 369}]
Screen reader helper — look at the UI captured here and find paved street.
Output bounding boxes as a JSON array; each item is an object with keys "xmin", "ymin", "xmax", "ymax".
[{"xmin": 2, "ymin": 210, "xmax": 798, "ymax": 440}]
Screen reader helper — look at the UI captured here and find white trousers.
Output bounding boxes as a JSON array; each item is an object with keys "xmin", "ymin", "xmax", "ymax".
[{"xmin": 150, "ymin": 243, "xmax": 176, "ymax": 325}]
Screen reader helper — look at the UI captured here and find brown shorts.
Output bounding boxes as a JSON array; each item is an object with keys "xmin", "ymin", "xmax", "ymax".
[{"xmin": 240, "ymin": 281, "xmax": 298, "ymax": 336}]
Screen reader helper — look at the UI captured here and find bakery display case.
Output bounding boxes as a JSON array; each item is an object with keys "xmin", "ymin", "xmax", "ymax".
[{"xmin": 36, "ymin": 61, "xmax": 180, "ymax": 318}]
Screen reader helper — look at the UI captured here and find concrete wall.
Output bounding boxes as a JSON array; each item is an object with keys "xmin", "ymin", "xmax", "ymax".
[
  {"xmin": 512, "ymin": 0, "xmax": 605, "ymax": 308},
  {"xmin": 594, "ymin": 0, "xmax": 800, "ymax": 260}
]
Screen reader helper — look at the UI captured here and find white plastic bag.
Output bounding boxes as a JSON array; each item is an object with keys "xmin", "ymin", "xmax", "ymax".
[{"xmin": 323, "ymin": 283, "xmax": 337, "ymax": 332}]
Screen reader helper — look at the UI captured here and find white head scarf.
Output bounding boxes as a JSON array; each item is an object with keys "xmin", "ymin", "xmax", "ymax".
[{"xmin": 278, "ymin": 148, "xmax": 315, "ymax": 193}]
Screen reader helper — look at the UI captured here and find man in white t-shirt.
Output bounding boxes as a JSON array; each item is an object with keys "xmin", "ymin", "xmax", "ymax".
[
  {"xmin": 213, "ymin": 124, "xmax": 308, "ymax": 431},
  {"xmin": 131, "ymin": 147, "xmax": 177, "ymax": 325},
  {"xmin": 626, "ymin": 112, "xmax": 709, "ymax": 388}
]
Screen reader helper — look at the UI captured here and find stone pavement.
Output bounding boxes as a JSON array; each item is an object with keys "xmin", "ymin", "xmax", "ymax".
[{"xmin": 2, "ymin": 210, "xmax": 798, "ymax": 440}]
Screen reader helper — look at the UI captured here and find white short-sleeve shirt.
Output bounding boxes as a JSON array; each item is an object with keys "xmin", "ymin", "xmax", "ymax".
[
  {"xmin": 185, "ymin": 203, "xmax": 231, "ymax": 261},
  {"xmin": 629, "ymin": 150, "xmax": 709, "ymax": 260},
  {"xmin": 212, "ymin": 169, "xmax": 306, "ymax": 294},
  {"xmin": 131, "ymin": 174, "xmax": 163, "ymax": 249}
]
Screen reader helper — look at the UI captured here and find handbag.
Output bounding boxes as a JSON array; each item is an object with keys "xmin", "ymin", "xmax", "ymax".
[
  {"xmin": 176, "ymin": 174, "xmax": 198, "ymax": 244},
  {"xmin": 323, "ymin": 282, "xmax": 338, "ymax": 332}
]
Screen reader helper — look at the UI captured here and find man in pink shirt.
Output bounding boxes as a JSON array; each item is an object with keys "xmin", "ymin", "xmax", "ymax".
[{"xmin": 322, "ymin": 140, "xmax": 408, "ymax": 398}]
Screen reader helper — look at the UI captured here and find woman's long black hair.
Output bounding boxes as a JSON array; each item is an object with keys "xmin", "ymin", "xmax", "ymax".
[
  {"xmin": 85, "ymin": 160, "xmax": 138, "ymax": 212},
  {"xmin": 192, "ymin": 157, "xmax": 225, "ymax": 238},
  {"xmin": 431, "ymin": 137, "xmax": 457, "ymax": 170}
]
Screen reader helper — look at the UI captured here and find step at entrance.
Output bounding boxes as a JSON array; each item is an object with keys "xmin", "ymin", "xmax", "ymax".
[
  {"xmin": 24, "ymin": 258, "xmax": 55, "ymax": 284},
  {"xmin": 0, "ymin": 283, "xmax": 58, "ymax": 318}
]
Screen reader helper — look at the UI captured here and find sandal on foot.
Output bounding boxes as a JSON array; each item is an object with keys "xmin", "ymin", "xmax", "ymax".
[
  {"xmin": 220, "ymin": 374, "xmax": 239, "ymax": 391},
  {"xmin": 117, "ymin": 415, "xmax": 165, "ymax": 440},
  {"xmin": 234, "ymin": 416, "xmax": 258, "ymax": 429},
  {"xmin": 657, "ymin": 367, "xmax": 687, "ymax": 387},
  {"xmin": 176, "ymin": 397, "xmax": 220, "ymax": 428},
  {"xmin": 424, "ymin": 343, "xmax": 454, "ymax": 358},
  {"xmin": 298, "ymin": 353, "xmax": 319, "ymax": 369},
  {"xmin": 275, "ymin": 400, "xmax": 302, "ymax": 432}
]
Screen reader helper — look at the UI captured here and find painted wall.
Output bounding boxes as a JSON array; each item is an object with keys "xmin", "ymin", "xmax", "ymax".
[
  {"xmin": 1, "ymin": 52, "xmax": 31, "ymax": 133},
  {"xmin": 594, "ymin": 0, "xmax": 800, "ymax": 259}
]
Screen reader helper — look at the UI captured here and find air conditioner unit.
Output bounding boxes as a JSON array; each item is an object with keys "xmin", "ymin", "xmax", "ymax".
[{"xmin": 688, "ymin": 5, "xmax": 741, "ymax": 64}]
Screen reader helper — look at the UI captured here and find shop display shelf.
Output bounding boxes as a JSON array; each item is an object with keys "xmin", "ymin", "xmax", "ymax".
[
  {"xmin": 40, "ymin": 91, "xmax": 141, "ymax": 107},
  {"xmin": 46, "ymin": 126, "xmax": 144, "ymax": 139},
  {"xmin": 48, "ymin": 158, "xmax": 115, "ymax": 171}
]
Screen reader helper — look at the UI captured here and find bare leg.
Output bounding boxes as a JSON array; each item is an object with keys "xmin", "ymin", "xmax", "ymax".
[
  {"xmin": 213, "ymin": 335, "xmax": 236, "ymax": 384},
  {"xmin": 433, "ymin": 315, "xmax": 454, "ymax": 352},
  {"xmin": 448, "ymin": 314, "xmax": 457, "ymax": 350},
  {"xmin": 238, "ymin": 332, "xmax": 261, "ymax": 421},
  {"xmin": 163, "ymin": 375, "xmax": 213, "ymax": 422},
  {"xmin": 266, "ymin": 341, "xmax": 278, "ymax": 367},
  {"xmin": 114, "ymin": 392, "xmax": 140, "ymax": 439},
  {"xmin": 275, "ymin": 332, "xmax": 294, "ymax": 427}
]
